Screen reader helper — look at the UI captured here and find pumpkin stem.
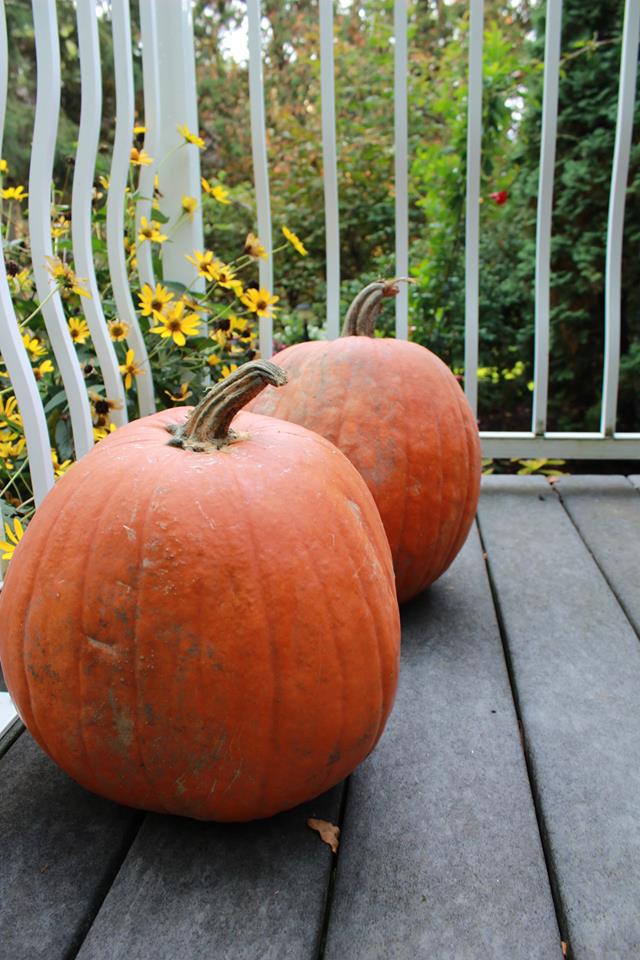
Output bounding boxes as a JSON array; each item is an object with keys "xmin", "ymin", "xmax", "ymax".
[
  {"xmin": 341, "ymin": 278, "xmax": 414, "ymax": 337},
  {"xmin": 167, "ymin": 360, "xmax": 288, "ymax": 452}
]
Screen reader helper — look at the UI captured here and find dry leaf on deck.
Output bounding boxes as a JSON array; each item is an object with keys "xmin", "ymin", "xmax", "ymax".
[{"xmin": 307, "ymin": 818, "xmax": 340, "ymax": 853}]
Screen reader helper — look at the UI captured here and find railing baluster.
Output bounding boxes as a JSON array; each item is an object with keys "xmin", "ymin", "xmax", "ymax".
[
  {"xmin": 394, "ymin": 0, "xmax": 409, "ymax": 340},
  {"xmin": 153, "ymin": 0, "xmax": 205, "ymax": 290},
  {"xmin": 319, "ymin": 0, "xmax": 340, "ymax": 339},
  {"xmin": 464, "ymin": 0, "xmax": 484, "ymax": 419},
  {"xmin": 108, "ymin": 0, "xmax": 155, "ymax": 416},
  {"xmin": 0, "ymin": 0, "xmax": 54, "ymax": 505},
  {"xmin": 247, "ymin": 0, "xmax": 274, "ymax": 359},
  {"xmin": 137, "ymin": 0, "xmax": 161, "ymax": 292},
  {"xmin": 29, "ymin": 0, "xmax": 94, "ymax": 460},
  {"xmin": 601, "ymin": 0, "xmax": 640, "ymax": 438},
  {"xmin": 531, "ymin": 0, "xmax": 562, "ymax": 437},
  {"xmin": 73, "ymin": 0, "xmax": 127, "ymax": 427}
]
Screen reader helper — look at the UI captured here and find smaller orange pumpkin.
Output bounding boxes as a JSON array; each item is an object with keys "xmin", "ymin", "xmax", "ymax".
[
  {"xmin": 0, "ymin": 362, "xmax": 400, "ymax": 821},
  {"xmin": 249, "ymin": 282, "xmax": 482, "ymax": 603}
]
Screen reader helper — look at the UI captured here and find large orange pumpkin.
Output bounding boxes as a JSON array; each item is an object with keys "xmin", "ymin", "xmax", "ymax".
[
  {"xmin": 249, "ymin": 282, "xmax": 482, "ymax": 603},
  {"xmin": 0, "ymin": 362, "xmax": 400, "ymax": 821}
]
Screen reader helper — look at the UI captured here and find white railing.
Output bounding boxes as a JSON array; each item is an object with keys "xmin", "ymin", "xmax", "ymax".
[{"xmin": 0, "ymin": 0, "xmax": 638, "ymax": 538}]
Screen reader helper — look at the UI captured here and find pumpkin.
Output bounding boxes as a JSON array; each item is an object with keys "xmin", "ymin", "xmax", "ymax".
[
  {"xmin": 0, "ymin": 361, "xmax": 400, "ymax": 822},
  {"xmin": 248, "ymin": 282, "xmax": 482, "ymax": 603}
]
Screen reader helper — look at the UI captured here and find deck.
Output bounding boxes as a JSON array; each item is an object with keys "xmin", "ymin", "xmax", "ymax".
[{"xmin": 1, "ymin": 475, "xmax": 639, "ymax": 960}]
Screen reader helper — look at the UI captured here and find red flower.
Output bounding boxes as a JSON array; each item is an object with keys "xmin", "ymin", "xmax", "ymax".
[{"xmin": 489, "ymin": 190, "xmax": 509, "ymax": 206}]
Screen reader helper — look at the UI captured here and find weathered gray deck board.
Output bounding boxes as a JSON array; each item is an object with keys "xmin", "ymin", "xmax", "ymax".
[
  {"xmin": 74, "ymin": 786, "xmax": 342, "ymax": 960},
  {"xmin": 478, "ymin": 476, "xmax": 640, "ymax": 960},
  {"xmin": 556, "ymin": 476, "xmax": 640, "ymax": 636},
  {"xmin": 0, "ymin": 734, "xmax": 139, "ymax": 960},
  {"xmin": 323, "ymin": 528, "xmax": 562, "ymax": 960}
]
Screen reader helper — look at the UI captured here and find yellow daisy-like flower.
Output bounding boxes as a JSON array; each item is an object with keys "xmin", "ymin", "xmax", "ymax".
[
  {"xmin": 244, "ymin": 232, "xmax": 268, "ymax": 260},
  {"xmin": 201, "ymin": 178, "xmax": 230, "ymax": 204},
  {"xmin": 207, "ymin": 352, "xmax": 222, "ymax": 367},
  {"xmin": 0, "ymin": 438, "xmax": 26, "ymax": 469},
  {"xmin": 68, "ymin": 317, "xmax": 91, "ymax": 345},
  {"xmin": 182, "ymin": 195, "xmax": 198, "ymax": 218},
  {"xmin": 138, "ymin": 216, "xmax": 168, "ymax": 245},
  {"xmin": 98, "ymin": 175, "xmax": 110, "ymax": 191},
  {"xmin": 150, "ymin": 301, "xmax": 201, "ymax": 347},
  {"xmin": 185, "ymin": 249, "xmax": 218, "ymax": 281},
  {"xmin": 33, "ymin": 359, "xmax": 55, "ymax": 381},
  {"xmin": 130, "ymin": 147, "xmax": 153, "ymax": 166},
  {"xmin": 221, "ymin": 364, "xmax": 238, "ymax": 379},
  {"xmin": 9, "ymin": 267, "xmax": 33, "ymax": 296},
  {"xmin": 2, "ymin": 185, "xmax": 28, "ymax": 202},
  {"xmin": 211, "ymin": 261, "xmax": 237, "ymax": 290},
  {"xmin": 210, "ymin": 329, "xmax": 228, "ymax": 348},
  {"xmin": 89, "ymin": 391, "xmax": 123, "ymax": 427},
  {"xmin": 241, "ymin": 287, "xmax": 280, "ymax": 318},
  {"xmin": 282, "ymin": 225, "xmax": 308, "ymax": 256},
  {"xmin": 177, "ymin": 124, "xmax": 205, "ymax": 149},
  {"xmin": 1, "ymin": 517, "xmax": 24, "ymax": 561},
  {"xmin": 23, "ymin": 334, "xmax": 47, "ymax": 359},
  {"xmin": 108, "ymin": 319, "xmax": 129, "ymax": 342},
  {"xmin": 51, "ymin": 448, "xmax": 73, "ymax": 478},
  {"xmin": 133, "ymin": 124, "xmax": 146, "ymax": 135},
  {"xmin": 45, "ymin": 257, "xmax": 91, "ymax": 298},
  {"xmin": 0, "ymin": 395, "xmax": 22, "ymax": 434},
  {"xmin": 230, "ymin": 315, "xmax": 251, "ymax": 338},
  {"xmin": 138, "ymin": 282, "xmax": 174, "ymax": 320},
  {"xmin": 0, "ymin": 158, "xmax": 8, "ymax": 174},
  {"xmin": 164, "ymin": 382, "xmax": 193, "ymax": 403},
  {"xmin": 119, "ymin": 349, "xmax": 145, "ymax": 390},
  {"xmin": 51, "ymin": 215, "xmax": 70, "ymax": 238}
]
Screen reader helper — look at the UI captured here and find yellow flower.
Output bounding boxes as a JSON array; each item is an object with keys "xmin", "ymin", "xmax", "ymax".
[
  {"xmin": 98, "ymin": 175, "xmax": 110, "ymax": 190},
  {"xmin": 89, "ymin": 391, "xmax": 123, "ymax": 427},
  {"xmin": 51, "ymin": 449, "xmax": 73, "ymax": 478},
  {"xmin": 177, "ymin": 124, "xmax": 205, "ymax": 149},
  {"xmin": 68, "ymin": 317, "xmax": 91, "ymax": 345},
  {"xmin": 9, "ymin": 268, "xmax": 32, "ymax": 296},
  {"xmin": 2, "ymin": 185, "xmax": 28, "ymax": 202},
  {"xmin": 150, "ymin": 301, "xmax": 201, "ymax": 347},
  {"xmin": 230, "ymin": 316, "xmax": 251, "ymax": 338},
  {"xmin": 210, "ymin": 329, "xmax": 228, "ymax": 348},
  {"xmin": 138, "ymin": 282, "xmax": 174, "ymax": 320},
  {"xmin": 0, "ymin": 158, "xmax": 8, "ymax": 174},
  {"xmin": 108, "ymin": 319, "xmax": 129, "ymax": 341},
  {"xmin": 211, "ymin": 261, "xmax": 237, "ymax": 289},
  {"xmin": 1, "ymin": 517, "xmax": 24, "ymax": 561},
  {"xmin": 164, "ymin": 382, "xmax": 193, "ymax": 403},
  {"xmin": 133, "ymin": 124, "xmax": 146, "ymax": 135},
  {"xmin": 221, "ymin": 364, "xmax": 238, "ymax": 379},
  {"xmin": 201, "ymin": 177, "xmax": 230, "ymax": 204},
  {"xmin": 0, "ymin": 437, "xmax": 26, "ymax": 469},
  {"xmin": 119, "ymin": 349, "xmax": 145, "ymax": 390},
  {"xmin": 23, "ymin": 334, "xmax": 47, "ymax": 358},
  {"xmin": 33, "ymin": 359, "xmax": 55, "ymax": 381},
  {"xmin": 241, "ymin": 287, "xmax": 280, "ymax": 318},
  {"xmin": 138, "ymin": 216, "xmax": 168, "ymax": 244},
  {"xmin": 46, "ymin": 257, "xmax": 91, "ymax": 298},
  {"xmin": 0, "ymin": 395, "xmax": 22, "ymax": 435},
  {"xmin": 244, "ymin": 232, "xmax": 268, "ymax": 260},
  {"xmin": 182, "ymin": 195, "xmax": 198, "ymax": 218},
  {"xmin": 130, "ymin": 147, "xmax": 153, "ymax": 166},
  {"xmin": 185, "ymin": 249, "xmax": 218, "ymax": 281},
  {"xmin": 282, "ymin": 225, "xmax": 308, "ymax": 256},
  {"xmin": 51, "ymin": 215, "xmax": 70, "ymax": 238},
  {"xmin": 207, "ymin": 353, "xmax": 222, "ymax": 367}
]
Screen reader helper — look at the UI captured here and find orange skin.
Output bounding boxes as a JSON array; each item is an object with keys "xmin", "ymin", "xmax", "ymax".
[
  {"xmin": 0, "ymin": 409, "xmax": 399, "ymax": 821},
  {"xmin": 249, "ymin": 338, "xmax": 482, "ymax": 603}
]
